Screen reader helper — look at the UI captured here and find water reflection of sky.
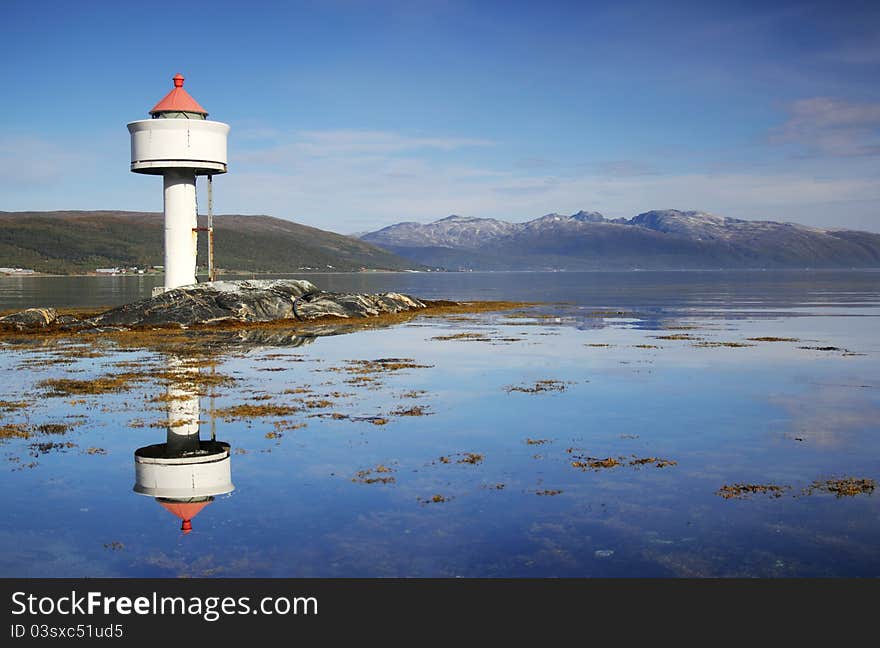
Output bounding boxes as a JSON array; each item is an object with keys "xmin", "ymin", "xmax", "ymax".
[{"xmin": 1, "ymin": 300, "xmax": 879, "ymax": 577}]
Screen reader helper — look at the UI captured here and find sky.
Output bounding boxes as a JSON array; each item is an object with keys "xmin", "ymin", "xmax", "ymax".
[{"xmin": 1, "ymin": 0, "xmax": 879, "ymax": 233}]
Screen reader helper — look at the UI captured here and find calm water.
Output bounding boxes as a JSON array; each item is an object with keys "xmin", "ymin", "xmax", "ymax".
[{"xmin": 0, "ymin": 271, "xmax": 878, "ymax": 577}]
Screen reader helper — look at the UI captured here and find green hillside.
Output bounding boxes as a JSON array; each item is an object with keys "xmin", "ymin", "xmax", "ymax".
[{"xmin": 0, "ymin": 211, "xmax": 421, "ymax": 274}]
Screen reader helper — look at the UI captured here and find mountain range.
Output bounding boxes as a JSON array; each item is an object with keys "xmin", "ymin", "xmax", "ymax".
[
  {"xmin": 359, "ymin": 210, "xmax": 880, "ymax": 270},
  {"xmin": 0, "ymin": 211, "xmax": 419, "ymax": 274}
]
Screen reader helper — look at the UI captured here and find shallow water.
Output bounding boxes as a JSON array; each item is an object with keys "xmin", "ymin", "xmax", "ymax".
[{"xmin": 0, "ymin": 271, "xmax": 878, "ymax": 576}]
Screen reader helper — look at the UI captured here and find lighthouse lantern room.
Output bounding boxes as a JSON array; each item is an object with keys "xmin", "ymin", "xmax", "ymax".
[{"xmin": 127, "ymin": 74, "xmax": 229, "ymax": 291}]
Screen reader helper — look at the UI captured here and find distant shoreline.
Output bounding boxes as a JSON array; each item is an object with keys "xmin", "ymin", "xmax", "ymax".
[{"xmin": 3, "ymin": 267, "xmax": 880, "ymax": 279}]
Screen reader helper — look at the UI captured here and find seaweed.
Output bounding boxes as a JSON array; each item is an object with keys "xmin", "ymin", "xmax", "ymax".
[
  {"xmin": 505, "ymin": 379, "xmax": 568, "ymax": 394},
  {"xmin": 390, "ymin": 405, "xmax": 432, "ymax": 417},
  {"xmin": 806, "ymin": 477, "xmax": 875, "ymax": 498},
  {"xmin": 716, "ymin": 483, "xmax": 789, "ymax": 499},
  {"xmin": 214, "ymin": 403, "xmax": 300, "ymax": 420},
  {"xmin": 353, "ymin": 464, "xmax": 396, "ymax": 484}
]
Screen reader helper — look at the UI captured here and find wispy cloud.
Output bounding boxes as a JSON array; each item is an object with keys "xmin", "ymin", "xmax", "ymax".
[
  {"xmin": 771, "ymin": 97, "xmax": 880, "ymax": 157},
  {"xmin": 595, "ymin": 159, "xmax": 659, "ymax": 178},
  {"xmin": 222, "ymin": 131, "xmax": 880, "ymax": 233},
  {"xmin": 237, "ymin": 128, "xmax": 493, "ymax": 166},
  {"xmin": 296, "ymin": 130, "xmax": 494, "ymax": 155},
  {"xmin": 0, "ymin": 135, "xmax": 92, "ymax": 189}
]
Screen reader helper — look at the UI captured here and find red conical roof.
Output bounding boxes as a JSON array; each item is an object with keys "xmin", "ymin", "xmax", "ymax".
[
  {"xmin": 158, "ymin": 499, "xmax": 213, "ymax": 535},
  {"xmin": 150, "ymin": 74, "xmax": 208, "ymax": 116}
]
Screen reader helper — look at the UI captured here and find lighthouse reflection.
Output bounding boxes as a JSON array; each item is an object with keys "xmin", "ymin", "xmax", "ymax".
[{"xmin": 133, "ymin": 356, "xmax": 234, "ymax": 534}]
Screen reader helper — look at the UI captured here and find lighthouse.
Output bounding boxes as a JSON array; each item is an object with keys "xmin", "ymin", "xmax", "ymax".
[
  {"xmin": 127, "ymin": 74, "xmax": 229, "ymax": 291},
  {"xmin": 133, "ymin": 356, "xmax": 234, "ymax": 534}
]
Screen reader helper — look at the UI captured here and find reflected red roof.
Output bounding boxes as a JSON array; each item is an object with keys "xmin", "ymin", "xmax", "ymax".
[
  {"xmin": 150, "ymin": 74, "xmax": 208, "ymax": 116},
  {"xmin": 158, "ymin": 499, "xmax": 213, "ymax": 534}
]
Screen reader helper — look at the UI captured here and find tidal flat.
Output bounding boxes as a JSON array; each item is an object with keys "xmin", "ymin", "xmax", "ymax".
[{"xmin": 0, "ymin": 271, "xmax": 878, "ymax": 577}]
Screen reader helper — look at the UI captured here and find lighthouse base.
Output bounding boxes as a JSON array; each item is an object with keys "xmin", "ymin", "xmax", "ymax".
[{"xmin": 163, "ymin": 169, "xmax": 198, "ymax": 292}]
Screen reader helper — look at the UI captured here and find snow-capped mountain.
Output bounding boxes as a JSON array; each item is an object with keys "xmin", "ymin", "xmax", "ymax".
[{"xmin": 359, "ymin": 209, "xmax": 880, "ymax": 270}]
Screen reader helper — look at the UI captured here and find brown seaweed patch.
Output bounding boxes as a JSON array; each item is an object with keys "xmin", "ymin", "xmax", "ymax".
[
  {"xmin": 255, "ymin": 353, "xmax": 304, "ymax": 361},
  {"xmin": 505, "ymin": 379, "xmax": 569, "ymax": 394},
  {"xmin": 35, "ymin": 423, "xmax": 71, "ymax": 435},
  {"xmin": 149, "ymin": 419, "xmax": 198, "ymax": 429},
  {"xmin": 29, "ymin": 441, "xmax": 77, "ymax": 455},
  {"xmin": 351, "ymin": 416, "xmax": 389, "ymax": 425},
  {"xmin": 303, "ymin": 399, "xmax": 334, "ymax": 409},
  {"xmin": 799, "ymin": 346, "xmax": 844, "ymax": 352},
  {"xmin": 214, "ymin": 403, "xmax": 300, "ymax": 420},
  {"xmin": 526, "ymin": 438, "xmax": 551, "ymax": 445},
  {"xmin": 430, "ymin": 332, "xmax": 492, "ymax": 342},
  {"xmin": 806, "ymin": 477, "xmax": 875, "ymax": 498},
  {"xmin": 693, "ymin": 341, "xmax": 754, "ymax": 348},
  {"xmin": 353, "ymin": 464, "xmax": 396, "ymax": 484},
  {"xmin": 0, "ymin": 400, "xmax": 29, "ymax": 412},
  {"xmin": 86, "ymin": 447, "xmax": 107, "ymax": 455},
  {"xmin": 717, "ymin": 483, "xmax": 789, "ymax": 499},
  {"xmin": 345, "ymin": 358, "xmax": 433, "ymax": 373},
  {"xmin": 327, "ymin": 357, "xmax": 433, "ymax": 387},
  {"xmin": 534, "ymin": 489, "xmax": 563, "ymax": 496},
  {"xmin": 634, "ymin": 344, "xmax": 660, "ymax": 349},
  {"xmin": 273, "ymin": 420, "xmax": 307, "ymax": 433},
  {"xmin": 399, "ymin": 390, "xmax": 427, "ymax": 399},
  {"xmin": 152, "ymin": 369, "xmax": 236, "ymax": 392},
  {"xmin": 571, "ymin": 456, "xmax": 621, "ymax": 470},
  {"xmin": 419, "ymin": 494, "xmax": 451, "ymax": 504},
  {"xmin": 437, "ymin": 452, "xmax": 484, "ymax": 465},
  {"xmin": 585, "ymin": 343, "xmax": 613, "ymax": 347},
  {"xmin": 654, "ymin": 334, "xmax": 702, "ymax": 341},
  {"xmin": 747, "ymin": 337, "xmax": 800, "ymax": 342},
  {"xmin": 0, "ymin": 424, "xmax": 31, "ymax": 440},
  {"xmin": 629, "ymin": 456, "xmax": 677, "ymax": 468},
  {"xmin": 148, "ymin": 393, "xmax": 178, "ymax": 404},
  {"xmin": 38, "ymin": 372, "xmax": 143, "ymax": 396},
  {"xmin": 390, "ymin": 405, "xmax": 432, "ymax": 417}
]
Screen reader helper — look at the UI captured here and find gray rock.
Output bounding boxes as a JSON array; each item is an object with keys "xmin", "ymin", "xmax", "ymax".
[
  {"xmin": 86, "ymin": 279, "xmax": 426, "ymax": 329},
  {"xmin": 0, "ymin": 280, "xmax": 429, "ymax": 332},
  {"xmin": 0, "ymin": 307, "xmax": 57, "ymax": 330}
]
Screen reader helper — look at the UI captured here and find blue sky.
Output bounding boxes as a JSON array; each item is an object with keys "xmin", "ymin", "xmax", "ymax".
[{"xmin": 2, "ymin": 0, "xmax": 879, "ymax": 232}]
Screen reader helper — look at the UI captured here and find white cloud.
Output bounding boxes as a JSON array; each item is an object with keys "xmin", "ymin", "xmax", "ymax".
[
  {"xmin": 221, "ymin": 128, "xmax": 880, "ymax": 232},
  {"xmin": 235, "ymin": 129, "xmax": 493, "ymax": 167},
  {"xmin": 771, "ymin": 97, "xmax": 880, "ymax": 157},
  {"xmin": 0, "ymin": 135, "xmax": 93, "ymax": 189}
]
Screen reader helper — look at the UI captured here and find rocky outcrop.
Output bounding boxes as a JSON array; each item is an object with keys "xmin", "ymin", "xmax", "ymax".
[
  {"xmin": 0, "ymin": 280, "xmax": 428, "ymax": 332},
  {"xmin": 0, "ymin": 307, "xmax": 59, "ymax": 331}
]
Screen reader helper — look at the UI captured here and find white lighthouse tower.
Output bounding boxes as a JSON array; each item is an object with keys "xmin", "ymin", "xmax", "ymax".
[
  {"xmin": 133, "ymin": 357, "xmax": 234, "ymax": 535},
  {"xmin": 127, "ymin": 74, "xmax": 229, "ymax": 292}
]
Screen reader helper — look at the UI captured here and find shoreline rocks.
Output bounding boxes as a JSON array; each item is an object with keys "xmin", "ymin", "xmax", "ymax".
[{"xmin": 0, "ymin": 280, "xmax": 428, "ymax": 332}]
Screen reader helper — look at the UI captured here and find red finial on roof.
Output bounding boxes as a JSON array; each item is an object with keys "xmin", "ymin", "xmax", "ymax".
[{"xmin": 150, "ymin": 73, "xmax": 208, "ymax": 116}]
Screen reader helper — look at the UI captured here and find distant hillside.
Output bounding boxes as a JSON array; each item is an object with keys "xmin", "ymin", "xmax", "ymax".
[
  {"xmin": 0, "ymin": 211, "xmax": 421, "ymax": 274},
  {"xmin": 361, "ymin": 210, "xmax": 880, "ymax": 270}
]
